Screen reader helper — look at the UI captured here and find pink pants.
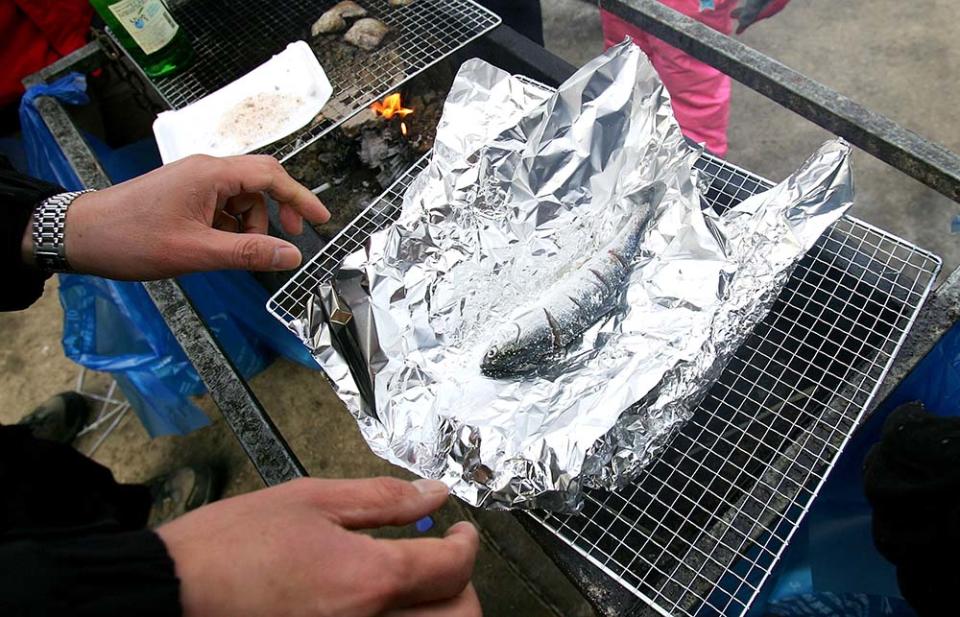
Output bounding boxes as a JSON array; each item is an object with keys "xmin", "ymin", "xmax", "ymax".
[{"xmin": 601, "ymin": 1, "xmax": 736, "ymax": 157}]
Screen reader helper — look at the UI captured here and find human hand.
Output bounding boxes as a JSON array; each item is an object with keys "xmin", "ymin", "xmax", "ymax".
[
  {"xmin": 731, "ymin": 0, "xmax": 790, "ymax": 35},
  {"xmin": 156, "ymin": 477, "xmax": 481, "ymax": 617},
  {"xmin": 25, "ymin": 154, "xmax": 330, "ymax": 280}
]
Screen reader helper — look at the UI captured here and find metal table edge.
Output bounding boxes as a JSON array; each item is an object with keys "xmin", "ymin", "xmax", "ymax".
[{"xmin": 22, "ymin": 44, "xmax": 307, "ymax": 488}]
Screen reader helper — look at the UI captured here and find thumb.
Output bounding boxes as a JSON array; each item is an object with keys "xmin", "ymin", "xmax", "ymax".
[
  {"xmin": 198, "ymin": 229, "xmax": 303, "ymax": 272},
  {"xmin": 303, "ymin": 477, "xmax": 450, "ymax": 529}
]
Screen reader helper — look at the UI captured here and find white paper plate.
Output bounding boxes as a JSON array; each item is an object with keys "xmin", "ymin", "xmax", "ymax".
[{"xmin": 152, "ymin": 41, "xmax": 332, "ymax": 163}]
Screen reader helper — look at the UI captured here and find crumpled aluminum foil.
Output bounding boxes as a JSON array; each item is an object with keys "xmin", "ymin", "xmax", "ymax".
[{"xmin": 289, "ymin": 40, "xmax": 854, "ymax": 511}]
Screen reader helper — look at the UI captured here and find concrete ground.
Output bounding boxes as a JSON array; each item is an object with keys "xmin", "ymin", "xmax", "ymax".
[
  {"xmin": 543, "ymin": 0, "xmax": 960, "ymax": 277},
  {"xmin": 2, "ymin": 1, "xmax": 958, "ymax": 616}
]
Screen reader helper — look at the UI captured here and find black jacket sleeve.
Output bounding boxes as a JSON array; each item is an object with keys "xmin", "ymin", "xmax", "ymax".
[
  {"xmin": 0, "ymin": 531, "xmax": 180, "ymax": 617},
  {"xmin": 1, "ymin": 166, "xmax": 183, "ymax": 614},
  {"xmin": 1, "ymin": 158, "xmax": 63, "ymax": 311},
  {"xmin": 0, "ymin": 426, "xmax": 182, "ymax": 616}
]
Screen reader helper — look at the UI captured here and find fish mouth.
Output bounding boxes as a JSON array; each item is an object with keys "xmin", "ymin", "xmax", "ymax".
[
  {"xmin": 480, "ymin": 343, "xmax": 518, "ymax": 376},
  {"xmin": 481, "ymin": 355, "xmax": 530, "ymax": 378}
]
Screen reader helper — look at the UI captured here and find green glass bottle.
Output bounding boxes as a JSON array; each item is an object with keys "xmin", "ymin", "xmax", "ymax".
[{"xmin": 90, "ymin": 0, "xmax": 194, "ymax": 77}]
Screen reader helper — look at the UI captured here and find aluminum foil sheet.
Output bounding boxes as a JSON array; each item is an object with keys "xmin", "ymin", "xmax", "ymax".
[{"xmin": 290, "ymin": 40, "xmax": 855, "ymax": 510}]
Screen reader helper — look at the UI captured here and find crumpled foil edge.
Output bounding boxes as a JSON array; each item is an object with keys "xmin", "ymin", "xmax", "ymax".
[{"xmin": 288, "ymin": 42, "xmax": 854, "ymax": 511}]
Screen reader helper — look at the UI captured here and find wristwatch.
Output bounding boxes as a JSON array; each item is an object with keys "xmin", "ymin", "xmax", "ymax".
[{"xmin": 31, "ymin": 189, "xmax": 94, "ymax": 274}]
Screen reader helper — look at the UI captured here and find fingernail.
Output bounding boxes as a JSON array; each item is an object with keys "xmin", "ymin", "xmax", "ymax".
[
  {"xmin": 413, "ymin": 479, "xmax": 449, "ymax": 496},
  {"xmin": 271, "ymin": 246, "xmax": 301, "ymax": 270},
  {"xmin": 445, "ymin": 521, "xmax": 476, "ymax": 538}
]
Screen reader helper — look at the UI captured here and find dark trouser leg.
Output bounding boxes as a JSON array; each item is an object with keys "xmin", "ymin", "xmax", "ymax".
[{"xmin": 0, "ymin": 425, "xmax": 152, "ymax": 534}]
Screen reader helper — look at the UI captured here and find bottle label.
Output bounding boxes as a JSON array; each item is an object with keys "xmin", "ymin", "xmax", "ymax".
[{"xmin": 109, "ymin": 0, "xmax": 179, "ymax": 56}]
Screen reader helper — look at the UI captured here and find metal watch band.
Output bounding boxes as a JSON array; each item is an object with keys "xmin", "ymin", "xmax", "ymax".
[{"xmin": 32, "ymin": 189, "xmax": 94, "ymax": 274}]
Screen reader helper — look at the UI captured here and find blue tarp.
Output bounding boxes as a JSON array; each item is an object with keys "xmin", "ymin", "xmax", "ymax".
[
  {"xmin": 20, "ymin": 72, "xmax": 316, "ymax": 436},
  {"xmin": 746, "ymin": 320, "xmax": 960, "ymax": 616}
]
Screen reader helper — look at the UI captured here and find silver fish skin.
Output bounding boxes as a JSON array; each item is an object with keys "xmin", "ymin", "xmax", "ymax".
[{"xmin": 480, "ymin": 205, "xmax": 651, "ymax": 377}]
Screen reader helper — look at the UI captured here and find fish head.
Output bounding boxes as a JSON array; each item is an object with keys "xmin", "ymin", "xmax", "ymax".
[{"xmin": 480, "ymin": 323, "xmax": 528, "ymax": 376}]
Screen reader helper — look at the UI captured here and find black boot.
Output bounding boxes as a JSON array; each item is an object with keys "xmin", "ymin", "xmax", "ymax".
[
  {"xmin": 18, "ymin": 392, "xmax": 90, "ymax": 444},
  {"xmin": 147, "ymin": 465, "xmax": 220, "ymax": 527}
]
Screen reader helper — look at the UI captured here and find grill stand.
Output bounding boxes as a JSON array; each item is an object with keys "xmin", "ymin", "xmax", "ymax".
[
  {"xmin": 26, "ymin": 16, "xmax": 960, "ymax": 617},
  {"xmin": 268, "ymin": 142, "xmax": 939, "ymax": 617},
  {"xmin": 107, "ymin": 0, "xmax": 501, "ymax": 162}
]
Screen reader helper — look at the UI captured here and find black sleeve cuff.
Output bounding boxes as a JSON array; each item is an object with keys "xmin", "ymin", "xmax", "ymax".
[
  {"xmin": 0, "ymin": 531, "xmax": 182, "ymax": 617},
  {"xmin": 1, "ymin": 162, "xmax": 64, "ymax": 311}
]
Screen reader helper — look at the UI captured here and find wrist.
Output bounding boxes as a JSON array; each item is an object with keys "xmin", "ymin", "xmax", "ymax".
[
  {"xmin": 156, "ymin": 523, "xmax": 204, "ymax": 617},
  {"xmin": 20, "ymin": 216, "xmax": 35, "ymax": 267},
  {"xmin": 62, "ymin": 192, "xmax": 98, "ymax": 274}
]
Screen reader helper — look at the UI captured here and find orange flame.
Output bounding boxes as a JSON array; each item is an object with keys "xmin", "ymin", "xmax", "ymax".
[
  {"xmin": 400, "ymin": 122, "xmax": 408, "ymax": 137},
  {"xmin": 371, "ymin": 93, "xmax": 414, "ymax": 121}
]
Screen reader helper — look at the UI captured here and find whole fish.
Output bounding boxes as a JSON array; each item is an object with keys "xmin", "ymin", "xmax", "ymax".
[
  {"xmin": 480, "ymin": 185, "xmax": 662, "ymax": 377},
  {"xmin": 731, "ymin": 0, "xmax": 788, "ymax": 35}
]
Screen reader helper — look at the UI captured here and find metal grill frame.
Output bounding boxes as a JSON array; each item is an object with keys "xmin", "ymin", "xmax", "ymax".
[
  {"xmin": 266, "ymin": 114, "xmax": 941, "ymax": 617},
  {"xmin": 530, "ymin": 163, "xmax": 941, "ymax": 616},
  {"xmin": 110, "ymin": 0, "xmax": 499, "ymax": 161}
]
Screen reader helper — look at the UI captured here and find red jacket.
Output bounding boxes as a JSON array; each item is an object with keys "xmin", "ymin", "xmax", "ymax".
[{"xmin": 0, "ymin": 0, "xmax": 92, "ymax": 106}]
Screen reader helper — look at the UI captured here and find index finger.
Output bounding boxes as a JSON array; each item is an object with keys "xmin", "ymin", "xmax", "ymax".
[{"xmin": 222, "ymin": 155, "xmax": 330, "ymax": 224}]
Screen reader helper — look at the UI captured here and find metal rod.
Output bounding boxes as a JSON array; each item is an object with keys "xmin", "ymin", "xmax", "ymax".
[
  {"xmin": 601, "ymin": 0, "xmax": 960, "ymax": 204},
  {"xmin": 144, "ymin": 278, "xmax": 307, "ymax": 486},
  {"xmin": 86, "ymin": 405, "xmax": 131, "ymax": 457},
  {"xmin": 97, "ymin": 380, "xmax": 118, "ymax": 422},
  {"xmin": 79, "ymin": 402, "xmax": 128, "ymax": 437},
  {"xmin": 21, "ymin": 41, "xmax": 106, "ymax": 88}
]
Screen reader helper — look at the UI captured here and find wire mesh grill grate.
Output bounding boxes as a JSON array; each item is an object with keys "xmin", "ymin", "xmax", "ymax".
[
  {"xmin": 112, "ymin": 0, "xmax": 498, "ymax": 161},
  {"xmin": 267, "ymin": 147, "xmax": 940, "ymax": 617},
  {"xmin": 531, "ymin": 157, "xmax": 940, "ymax": 617}
]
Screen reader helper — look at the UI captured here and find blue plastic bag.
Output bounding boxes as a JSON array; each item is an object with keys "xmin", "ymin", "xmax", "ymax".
[
  {"xmin": 20, "ymin": 72, "xmax": 318, "ymax": 436},
  {"xmin": 19, "ymin": 72, "xmax": 89, "ymax": 189},
  {"xmin": 876, "ymin": 320, "xmax": 960, "ymax": 417},
  {"xmin": 743, "ymin": 404, "xmax": 913, "ymax": 616},
  {"xmin": 742, "ymin": 319, "xmax": 960, "ymax": 616}
]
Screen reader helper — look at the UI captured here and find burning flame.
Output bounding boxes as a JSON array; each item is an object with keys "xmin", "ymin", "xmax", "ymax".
[
  {"xmin": 371, "ymin": 93, "xmax": 413, "ymax": 137},
  {"xmin": 371, "ymin": 93, "xmax": 413, "ymax": 120}
]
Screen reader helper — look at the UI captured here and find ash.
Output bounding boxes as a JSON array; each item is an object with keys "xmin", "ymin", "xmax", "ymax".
[{"xmin": 284, "ymin": 61, "xmax": 453, "ymax": 243}]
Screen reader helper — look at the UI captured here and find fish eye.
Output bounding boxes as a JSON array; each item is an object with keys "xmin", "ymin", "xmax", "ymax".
[{"xmin": 486, "ymin": 346, "xmax": 498, "ymax": 357}]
